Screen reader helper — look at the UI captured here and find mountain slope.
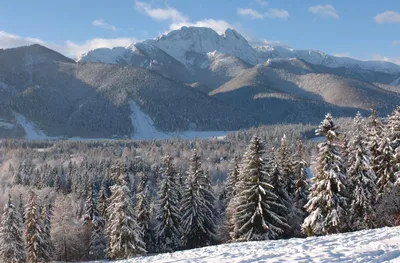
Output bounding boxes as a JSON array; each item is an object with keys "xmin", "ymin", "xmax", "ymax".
[
  {"xmin": 0, "ymin": 45, "xmax": 256, "ymax": 138},
  {"xmin": 211, "ymin": 59, "xmax": 400, "ymax": 123},
  {"xmin": 104, "ymin": 226, "xmax": 400, "ymax": 263}
]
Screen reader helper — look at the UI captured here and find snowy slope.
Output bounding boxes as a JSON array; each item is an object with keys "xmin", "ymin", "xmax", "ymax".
[
  {"xmin": 99, "ymin": 227, "xmax": 400, "ymax": 263},
  {"xmin": 390, "ymin": 77, "xmax": 400, "ymax": 86},
  {"xmin": 130, "ymin": 101, "xmax": 231, "ymax": 140},
  {"xmin": 79, "ymin": 26, "xmax": 400, "ymax": 74},
  {"xmin": 14, "ymin": 112, "xmax": 52, "ymax": 140}
]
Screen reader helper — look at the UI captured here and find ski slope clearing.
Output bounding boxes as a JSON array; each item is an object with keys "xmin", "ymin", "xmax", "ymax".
[
  {"xmin": 103, "ymin": 227, "xmax": 400, "ymax": 263},
  {"xmin": 14, "ymin": 112, "xmax": 52, "ymax": 140},
  {"xmin": 130, "ymin": 101, "xmax": 231, "ymax": 140}
]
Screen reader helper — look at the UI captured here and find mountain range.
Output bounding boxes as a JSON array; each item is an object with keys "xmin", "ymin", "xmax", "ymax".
[{"xmin": 0, "ymin": 26, "xmax": 399, "ymax": 139}]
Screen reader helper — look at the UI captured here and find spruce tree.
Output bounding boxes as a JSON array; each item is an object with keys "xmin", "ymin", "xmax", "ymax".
[
  {"xmin": 106, "ymin": 162, "xmax": 146, "ymax": 259},
  {"xmin": 136, "ymin": 172, "xmax": 153, "ymax": 252},
  {"xmin": 25, "ymin": 191, "xmax": 45, "ymax": 263},
  {"xmin": 279, "ymin": 135, "xmax": 295, "ymax": 196},
  {"xmin": 89, "ymin": 199, "xmax": 106, "ymax": 260},
  {"xmin": 39, "ymin": 204, "xmax": 53, "ymax": 262},
  {"xmin": 302, "ymin": 114, "xmax": 348, "ymax": 236},
  {"xmin": 387, "ymin": 106, "xmax": 400, "ymax": 149},
  {"xmin": 154, "ymin": 155, "xmax": 181, "ymax": 252},
  {"xmin": 376, "ymin": 135, "xmax": 397, "ymax": 194},
  {"xmin": 291, "ymin": 140, "xmax": 309, "ymax": 237},
  {"xmin": 181, "ymin": 151, "xmax": 217, "ymax": 249},
  {"xmin": 232, "ymin": 136, "xmax": 288, "ymax": 241},
  {"xmin": 347, "ymin": 112, "xmax": 378, "ymax": 230},
  {"xmin": 225, "ymin": 155, "xmax": 241, "ymax": 241},
  {"xmin": 0, "ymin": 194, "xmax": 26, "ymax": 262},
  {"xmin": 366, "ymin": 109, "xmax": 384, "ymax": 176}
]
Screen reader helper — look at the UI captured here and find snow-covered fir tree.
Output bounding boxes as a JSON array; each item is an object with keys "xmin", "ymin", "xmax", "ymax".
[
  {"xmin": 366, "ymin": 109, "xmax": 384, "ymax": 176},
  {"xmin": 302, "ymin": 114, "xmax": 348, "ymax": 236},
  {"xmin": 40, "ymin": 203, "xmax": 53, "ymax": 261},
  {"xmin": 232, "ymin": 136, "xmax": 288, "ymax": 241},
  {"xmin": 225, "ymin": 155, "xmax": 241, "ymax": 241},
  {"xmin": 376, "ymin": 135, "xmax": 397, "ymax": 194},
  {"xmin": 279, "ymin": 135, "xmax": 295, "ymax": 196},
  {"xmin": 136, "ymin": 172, "xmax": 153, "ymax": 252},
  {"xmin": 25, "ymin": 191, "xmax": 46, "ymax": 263},
  {"xmin": 291, "ymin": 140, "xmax": 309, "ymax": 237},
  {"xmin": 347, "ymin": 112, "xmax": 378, "ymax": 230},
  {"xmin": 340, "ymin": 134, "xmax": 349, "ymax": 170},
  {"xmin": 181, "ymin": 151, "xmax": 217, "ymax": 249},
  {"xmin": 0, "ymin": 194, "xmax": 26, "ymax": 263},
  {"xmin": 387, "ymin": 106, "xmax": 400, "ymax": 149},
  {"xmin": 106, "ymin": 162, "xmax": 146, "ymax": 259},
  {"xmin": 154, "ymin": 155, "xmax": 181, "ymax": 252},
  {"xmin": 89, "ymin": 199, "xmax": 106, "ymax": 260},
  {"xmin": 98, "ymin": 185, "xmax": 108, "ymax": 219},
  {"xmin": 293, "ymin": 140, "xmax": 309, "ymax": 209},
  {"xmin": 226, "ymin": 155, "xmax": 240, "ymax": 201},
  {"xmin": 268, "ymin": 155, "xmax": 291, "ymax": 238}
]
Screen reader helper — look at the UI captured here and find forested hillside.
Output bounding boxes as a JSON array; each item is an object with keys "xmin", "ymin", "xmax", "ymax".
[{"xmin": 0, "ymin": 107, "xmax": 398, "ymax": 261}]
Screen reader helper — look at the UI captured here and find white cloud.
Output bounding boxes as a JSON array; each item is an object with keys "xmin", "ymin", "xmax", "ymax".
[
  {"xmin": 374, "ymin": 11, "xmax": 400, "ymax": 24},
  {"xmin": 238, "ymin": 7, "xmax": 289, "ymax": 20},
  {"xmin": 393, "ymin": 40, "xmax": 400, "ymax": 45},
  {"xmin": 0, "ymin": 31, "xmax": 46, "ymax": 49},
  {"xmin": 265, "ymin": 8, "xmax": 290, "ymax": 19},
  {"xmin": 65, "ymin": 38, "xmax": 137, "ymax": 58},
  {"xmin": 135, "ymin": 0, "xmax": 188, "ymax": 22},
  {"xmin": 309, "ymin": 5, "xmax": 339, "ymax": 19},
  {"xmin": 255, "ymin": 0, "xmax": 268, "ymax": 7},
  {"xmin": 92, "ymin": 19, "xmax": 117, "ymax": 32},
  {"xmin": 0, "ymin": 30, "xmax": 136, "ymax": 59},
  {"xmin": 238, "ymin": 8, "xmax": 264, "ymax": 19}
]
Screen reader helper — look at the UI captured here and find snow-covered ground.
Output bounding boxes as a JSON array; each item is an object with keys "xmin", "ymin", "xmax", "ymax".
[
  {"xmin": 14, "ymin": 112, "xmax": 52, "ymax": 140},
  {"xmin": 97, "ymin": 227, "xmax": 400, "ymax": 263},
  {"xmin": 130, "ymin": 101, "xmax": 231, "ymax": 140}
]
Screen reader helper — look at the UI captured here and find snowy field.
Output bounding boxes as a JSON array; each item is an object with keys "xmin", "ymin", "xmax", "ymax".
[{"xmin": 93, "ymin": 227, "xmax": 400, "ymax": 263}]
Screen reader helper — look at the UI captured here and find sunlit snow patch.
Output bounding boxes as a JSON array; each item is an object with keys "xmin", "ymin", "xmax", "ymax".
[
  {"xmin": 102, "ymin": 226, "xmax": 400, "ymax": 263},
  {"xmin": 130, "ymin": 101, "xmax": 231, "ymax": 140}
]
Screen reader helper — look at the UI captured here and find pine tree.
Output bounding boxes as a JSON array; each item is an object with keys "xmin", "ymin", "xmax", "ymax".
[
  {"xmin": 0, "ymin": 194, "xmax": 26, "ymax": 263},
  {"xmin": 340, "ymin": 134, "xmax": 349, "ymax": 170},
  {"xmin": 232, "ymin": 136, "xmax": 288, "ymax": 241},
  {"xmin": 25, "ymin": 191, "xmax": 45, "ymax": 263},
  {"xmin": 83, "ymin": 186, "xmax": 95, "ymax": 221},
  {"xmin": 181, "ymin": 151, "xmax": 217, "ymax": 249},
  {"xmin": 154, "ymin": 155, "xmax": 181, "ymax": 252},
  {"xmin": 136, "ymin": 172, "xmax": 153, "ymax": 252},
  {"xmin": 302, "ymin": 114, "xmax": 348, "ymax": 236},
  {"xmin": 347, "ymin": 112, "xmax": 378, "ymax": 230},
  {"xmin": 106, "ymin": 162, "xmax": 146, "ymax": 259}
]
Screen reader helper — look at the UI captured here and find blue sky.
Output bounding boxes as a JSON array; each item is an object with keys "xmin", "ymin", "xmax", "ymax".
[{"xmin": 1, "ymin": 0, "xmax": 399, "ymax": 63}]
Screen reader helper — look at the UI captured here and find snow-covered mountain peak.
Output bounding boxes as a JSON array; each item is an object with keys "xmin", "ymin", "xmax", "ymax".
[{"xmin": 78, "ymin": 26, "xmax": 400, "ymax": 74}]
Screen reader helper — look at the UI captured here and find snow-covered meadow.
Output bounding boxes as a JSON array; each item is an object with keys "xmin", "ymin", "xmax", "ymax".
[{"xmin": 92, "ymin": 227, "xmax": 400, "ymax": 263}]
